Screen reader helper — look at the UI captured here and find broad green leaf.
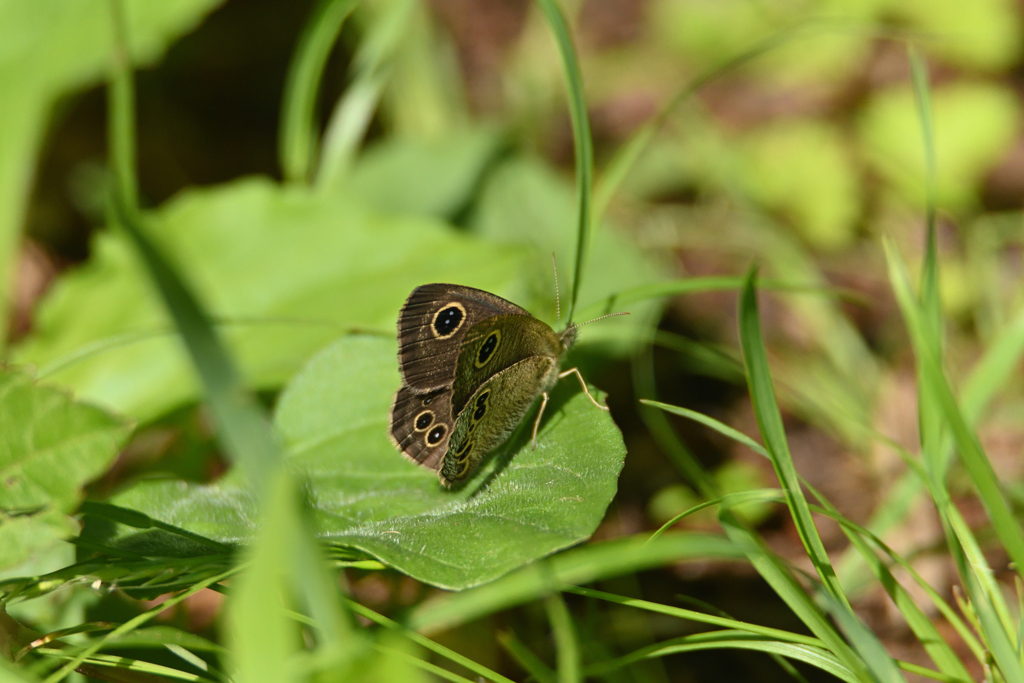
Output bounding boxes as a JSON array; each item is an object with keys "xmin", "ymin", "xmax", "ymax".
[
  {"xmin": 14, "ymin": 178, "xmax": 527, "ymax": 423},
  {"xmin": 0, "ymin": 368, "xmax": 132, "ymax": 571},
  {"xmin": 108, "ymin": 335, "xmax": 625, "ymax": 589},
  {"xmin": 0, "ymin": 512, "xmax": 77, "ymax": 575},
  {"xmin": 858, "ymin": 82, "xmax": 1021, "ymax": 211},
  {"xmin": 347, "ymin": 128, "xmax": 506, "ymax": 219},
  {"xmin": 0, "ymin": 0, "xmax": 224, "ymax": 345}
]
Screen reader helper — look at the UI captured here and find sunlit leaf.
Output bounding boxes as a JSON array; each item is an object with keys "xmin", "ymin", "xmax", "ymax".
[
  {"xmin": 108, "ymin": 336, "xmax": 625, "ymax": 589},
  {"xmin": 0, "ymin": 369, "xmax": 132, "ymax": 571},
  {"xmin": 0, "ymin": 0, "xmax": 224, "ymax": 343},
  {"xmin": 15, "ymin": 178, "xmax": 527, "ymax": 423}
]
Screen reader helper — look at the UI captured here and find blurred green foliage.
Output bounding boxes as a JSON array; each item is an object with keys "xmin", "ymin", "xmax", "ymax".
[{"xmin": 2, "ymin": 0, "xmax": 1024, "ymax": 680}]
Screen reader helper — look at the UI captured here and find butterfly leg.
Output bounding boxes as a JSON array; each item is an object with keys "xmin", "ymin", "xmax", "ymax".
[
  {"xmin": 559, "ymin": 367, "xmax": 609, "ymax": 410},
  {"xmin": 531, "ymin": 391, "xmax": 550, "ymax": 450}
]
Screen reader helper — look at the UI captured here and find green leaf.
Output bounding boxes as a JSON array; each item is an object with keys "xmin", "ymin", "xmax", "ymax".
[
  {"xmin": 109, "ymin": 335, "xmax": 625, "ymax": 589},
  {"xmin": 0, "ymin": 369, "xmax": 132, "ymax": 571},
  {"xmin": 347, "ymin": 129, "xmax": 506, "ymax": 219},
  {"xmin": 14, "ymin": 178, "xmax": 527, "ymax": 423},
  {"xmin": 0, "ymin": 0, "xmax": 224, "ymax": 346}
]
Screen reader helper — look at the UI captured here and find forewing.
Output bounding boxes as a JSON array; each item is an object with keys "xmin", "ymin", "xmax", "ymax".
[
  {"xmin": 397, "ymin": 284, "xmax": 529, "ymax": 392},
  {"xmin": 450, "ymin": 315, "xmax": 562, "ymax": 416}
]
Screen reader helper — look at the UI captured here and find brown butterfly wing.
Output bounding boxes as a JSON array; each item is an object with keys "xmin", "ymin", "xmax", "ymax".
[
  {"xmin": 397, "ymin": 284, "xmax": 529, "ymax": 393},
  {"xmin": 389, "ymin": 385, "xmax": 455, "ymax": 471}
]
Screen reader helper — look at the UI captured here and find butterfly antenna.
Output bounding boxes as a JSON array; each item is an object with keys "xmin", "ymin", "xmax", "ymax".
[
  {"xmin": 552, "ymin": 252, "xmax": 561, "ymax": 326},
  {"xmin": 571, "ymin": 311, "xmax": 630, "ymax": 330}
]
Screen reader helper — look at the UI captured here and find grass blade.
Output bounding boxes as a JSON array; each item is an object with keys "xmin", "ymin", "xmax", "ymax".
[
  {"xmin": 344, "ymin": 600, "xmax": 516, "ymax": 683},
  {"xmin": 545, "ymin": 593, "xmax": 580, "ymax": 683},
  {"xmin": 717, "ymin": 513, "xmax": 871, "ymax": 681},
  {"xmin": 575, "ymin": 276, "xmax": 856, "ymax": 321},
  {"xmin": 738, "ymin": 268, "xmax": 850, "ymax": 611},
  {"xmin": 497, "ymin": 631, "xmax": 556, "ymax": 683},
  {"xmin": 317, "ymin": 0, "xmax": 417, "ymax": 189},
  {"xmin": 822, "ymin": 594, "xmax": 906, "ymax": 683},
  {"xmin": 535, "ymin": 0, "xmax": 593, "ymax": 325},
  {"xmin": 584, "ymin": 632, "xmax": 856, "ymax": 682},
  {"xmin": 565, "ymin": 586, "xmax": 821, "ymax": 647},
  {"xmin": 279, "ymin": 0, "xmax": 358, "ymax": 183},
  {"xmin": 106, "ymin": 0, "xmax": 280, "ymax": 493},
  {"xmin": 885, "ymin": 243, "xmax": 1024, "ymax": 582},
  {"xmin": 406, "ymin": 532, "xmax": 742, "ymax": 633}
]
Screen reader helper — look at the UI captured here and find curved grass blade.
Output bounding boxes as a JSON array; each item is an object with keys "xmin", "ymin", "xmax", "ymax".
[
  {"xmin": 640, "ymin": 400, "xmax": 766, "ymax": 458},
  {"xmin": 535, "ymin": 0, "xmax": 593, "ymax": 325},
  {"xmin": 632, "ymin": 319, "xmax": 719, "ymax": 498},
  {"xmin": 886, "ymin": 242, "xmax": 1024, "ymax": 583},
  {"xmin": 41, "ymin": 566, "xmax": 236, "ymax": 683},
  {"xmin": 370, "ymin": 645, "xmax": 477, "ymax": 683},
  {"xmin": 570, "ymin": 585, "xmax": 814, "ymax": 682},
  {"xmin": 344, "ymin": 600, "xmax": 516, "ymax": 683},
  {"xmin": 592, "ymin": 20, "xmax": 913, "ymax": 223},
  {"xmin": 279, "ymin": 0, "xmax": 358, "ymax": 183},
  {"xmin": 738, "ymin": 268, "xmax": 850, "ymax": 612},
  {"xmin": 564, "ymin": 586, "xmax": 821, "ymax": 647},
  {"xmin": 716, "ymin": 513, "xmax": 871, "ymax": 681},
  {"xmin": 497, "ymin": 631, "xmax": 555, "ymax": 683},
  {"xmin": 584, "ymin": 632, "xmax": 857, "ymax": 683},
  {"xmin": 35, "ymin": 649, "xmax": 219, "ymax": 682},
  {"xmin": 106, "ymin": 0, "xmax": 281, "ymax": 492},
  {"xmin": 406, "ymin": 532, "xmax": 742, "ymax": 634},
  {"xmin": 646, "ymin": 488, "xmax": 785, "ymax": 544},
  {"xmin": 593, "ymin": 22, "xmax": 817, "ymax": 223},
  {"xmin": 317, "ymin": 0, "xmax": 417, "ymax": 189}
]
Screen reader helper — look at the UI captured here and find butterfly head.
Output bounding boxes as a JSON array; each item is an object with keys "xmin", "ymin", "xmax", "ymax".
[{"xmin": 558, "ymin": 324, "xmax": 578, "ymax": 352}]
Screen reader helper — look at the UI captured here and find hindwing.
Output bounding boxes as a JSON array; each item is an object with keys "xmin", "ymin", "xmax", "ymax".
[
  {"xmin": 439, "ymin": 355, "xmax": 558, "ymax": 487},
  {"xmin": 389, "ymin": 385, "xmax": 455, "ymax": 471}
]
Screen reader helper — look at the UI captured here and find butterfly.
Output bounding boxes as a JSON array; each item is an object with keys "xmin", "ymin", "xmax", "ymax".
[{"xmin": 388, "ymin": 283, "xmax": 611, "ymax": 487}]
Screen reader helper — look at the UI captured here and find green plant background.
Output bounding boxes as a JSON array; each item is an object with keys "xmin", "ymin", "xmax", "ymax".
[{"xmin": 1, "ymin": 0, "xmax": 1024, "ymax": 681}]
